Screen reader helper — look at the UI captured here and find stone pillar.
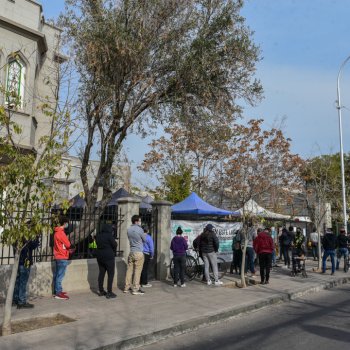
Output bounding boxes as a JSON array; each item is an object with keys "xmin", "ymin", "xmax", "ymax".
[
  {"xmin": 152, "ymin": 200, "xmax": 172, "ymax": 280},
  {"xmin": 117, "ymin": 197, "xmax": 141, "ymax": 258}
]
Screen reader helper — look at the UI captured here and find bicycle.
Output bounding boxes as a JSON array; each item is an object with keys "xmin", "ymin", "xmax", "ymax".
[{"xmin": 170, "ymin": 248, "xmax": 227, "ymax": 281}]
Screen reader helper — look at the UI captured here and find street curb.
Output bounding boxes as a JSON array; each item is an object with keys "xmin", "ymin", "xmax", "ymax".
[{"xmin": 96, "ymin": 276, "xmax": 350, "ymax": 350}]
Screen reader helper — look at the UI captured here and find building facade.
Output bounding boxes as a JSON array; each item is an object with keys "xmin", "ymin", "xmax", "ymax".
[{"xmin": 0, "ymin": 0, "xmax": 65, "ymax": 151}]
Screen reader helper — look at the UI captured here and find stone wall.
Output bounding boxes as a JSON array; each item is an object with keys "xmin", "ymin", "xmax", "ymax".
[{"xmin": 0, "ymin": 258, "xmax": 127, "ymax": 299}]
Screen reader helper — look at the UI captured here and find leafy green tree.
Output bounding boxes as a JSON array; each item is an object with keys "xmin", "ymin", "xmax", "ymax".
[
  {"xmin": 0, "ymin": 70, "xmax": 71, "ymax": 334},
  {"xmin": 163, "ymin": 163, "xmax": 192, "ymax": 203},
  {"xmin": 61, "ymin": 0, "xmax": 263, "ymax": 225}
]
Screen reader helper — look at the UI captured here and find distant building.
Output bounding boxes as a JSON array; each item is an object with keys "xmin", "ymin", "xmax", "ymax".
[{"xmin": 54, "ymin": 155, "xmax": 131, "ymax": 203}]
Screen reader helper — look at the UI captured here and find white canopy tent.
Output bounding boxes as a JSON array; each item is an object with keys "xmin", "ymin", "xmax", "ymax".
[{"xmin": 238, "ymin": 199, "xmax": 291, "ymax": 220}]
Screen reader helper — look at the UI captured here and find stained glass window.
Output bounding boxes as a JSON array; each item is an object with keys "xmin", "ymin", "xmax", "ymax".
[{"xmin": 6, "ymin": 59, "xmax": 25, "ymax": 107}]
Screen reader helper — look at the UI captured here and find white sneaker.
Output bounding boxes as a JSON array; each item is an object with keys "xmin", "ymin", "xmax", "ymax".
[
  {"xmin": 173, "ymin": 284, "xmax": 177, "ymax": 287},
  {"xmin": 214, "ymin": 280, "xmax": 223, "ymax": 286},
  {"xmin": 181, "ymin": 284, "xmax": 186, "ymax": 288},
  {"xmin": 141, "ymin": 283, "xmax": 152, "ymax": 288},
  {"xmin": 207, "ymin": 280, "xmax": 212, "ymax": 286}
]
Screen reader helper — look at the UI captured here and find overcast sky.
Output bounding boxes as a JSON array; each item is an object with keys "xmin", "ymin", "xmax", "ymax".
[{"xmin": 40, "ymin": 0, "xmax": 350, "ymax": 186}]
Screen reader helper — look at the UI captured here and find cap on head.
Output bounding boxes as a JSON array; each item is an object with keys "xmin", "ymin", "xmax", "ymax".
[{"xmin": 205, "ymin": 224, "xmax": 214, "ymax": 231}]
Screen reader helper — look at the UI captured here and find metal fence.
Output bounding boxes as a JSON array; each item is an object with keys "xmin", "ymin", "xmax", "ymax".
[{"xmin": 0, "ymin": 206, "xmax": 124, "ymax": 265}]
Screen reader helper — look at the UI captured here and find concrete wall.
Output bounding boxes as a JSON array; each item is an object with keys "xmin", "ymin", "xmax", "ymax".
[{"xmin": 0, "ymin": 258, "xmax": 127, "ymax": 299}]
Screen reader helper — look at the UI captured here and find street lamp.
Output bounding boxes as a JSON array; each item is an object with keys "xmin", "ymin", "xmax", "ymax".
[{"xmin": 336, "ymin": 55, "xmax": 349, "ymax": 233}]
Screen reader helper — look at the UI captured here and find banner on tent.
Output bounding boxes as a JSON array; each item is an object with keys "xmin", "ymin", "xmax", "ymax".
[{"xmin": 171, "ymin": 220, "xmax": 242, "ymax": 261}]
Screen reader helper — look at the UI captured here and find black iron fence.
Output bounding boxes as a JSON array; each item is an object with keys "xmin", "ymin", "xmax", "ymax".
[{"xmin": 0, "ymin": 206, "xmax": 124, "ymax": 265}]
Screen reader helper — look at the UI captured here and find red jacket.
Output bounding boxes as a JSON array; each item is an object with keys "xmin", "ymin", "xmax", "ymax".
[
  {"xmin": 54, "ymin": 226, "xmax": 71, "ymax": 260},
  {"xmin": 253, "ymin": 232, "xmax": 274, "ymax": 255}
]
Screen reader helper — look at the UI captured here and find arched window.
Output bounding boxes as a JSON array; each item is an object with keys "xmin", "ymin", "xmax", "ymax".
[{"xmin": 6, "ymin": 58, "xmax": 26, "ymax": 108}]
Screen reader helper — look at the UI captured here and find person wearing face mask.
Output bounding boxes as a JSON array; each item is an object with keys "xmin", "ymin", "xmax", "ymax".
[{"xmin": 53, "ymin": 215, "xmax": 72, "ymax": 300}]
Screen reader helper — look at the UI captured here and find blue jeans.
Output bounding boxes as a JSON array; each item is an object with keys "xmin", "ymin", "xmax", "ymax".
[
  {"xmin": 336, "ymin": 248, "xmax": 349, "ymax": 270},
  {"xmin": 322, "ymin": 249, "xmax": 335, "ymax": 273},
  {"xmin": 54, "ymin": 259, "xmax": 69, "ymax": 294},
  {"xmin": 245, "ymin": 247, "xmax": 255, "ymax": 274},
  {"xmin": 13, "ymin": 265, "xmax": 31, "ymax": 304}
]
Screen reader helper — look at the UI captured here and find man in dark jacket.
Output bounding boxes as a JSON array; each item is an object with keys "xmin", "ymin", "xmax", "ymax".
[
  {"xmin": 95, "ymin": 223, "xmax": 117, "ymax": 298},
  {"xmin": 336, "ymin": 228, "xmax": 349, "ymax": 271},
  {"xmin": 13, "ymin": 236, "xmax": 40, "ymax": 309},
  {"xmin": 200, "ymin": 224, "xmax": 222, "ymax": 286},
  {"xmin": 322, "ymin": 228, "xmax": 337, "ymax": 275}
]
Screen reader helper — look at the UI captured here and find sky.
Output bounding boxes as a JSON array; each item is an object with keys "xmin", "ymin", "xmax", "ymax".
[{"xmin": 40, "ymin": 0, "xmax": 350, "ymax": 186}]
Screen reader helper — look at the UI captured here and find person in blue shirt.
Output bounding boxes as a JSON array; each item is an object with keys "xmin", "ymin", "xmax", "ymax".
[{"xmin": 140, "ymin": 225, "xmax": 154, "ymax": 288}]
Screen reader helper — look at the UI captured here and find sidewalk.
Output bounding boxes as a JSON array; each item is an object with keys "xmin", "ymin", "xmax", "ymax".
[{"xmin": 0, "ymin": 259, "xmax": 349, "ymax": 350}]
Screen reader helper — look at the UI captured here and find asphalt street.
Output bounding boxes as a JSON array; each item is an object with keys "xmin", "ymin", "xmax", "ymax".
[{"xmin": 139, "ymin": 284, "xmax": 350, "ymax": 350}]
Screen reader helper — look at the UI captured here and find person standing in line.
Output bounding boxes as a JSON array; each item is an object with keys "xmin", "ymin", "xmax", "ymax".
[
  {"xmin": 140, "ymin": 225, "xmax": 154, "ymax": 288},
  {"xmin": 281, "ymin": 227, "xmax": 293, "ymax": 268},
  {"xmin": 278, "ymin": 228, "xmax": 284, "ymax": 261},
  {"xmin": 309, "ymin": 227, "xmax": 319, "ymax": 261},
  {"xmin": 230, "ymin": 230, "xmax": 242, "ymax": 275},
  {"xmin": 336, "ymin": 228, "xmax": 349, "ymax": 271},
  {"xmin": 253, "ymin": 228, "xmax": 274, "ymax": 284},
  {"xmin": 95, "ymin": 223, "xmax": 117, "ymax": 299},
  {"xmin": 200, "ymin": 224, "xmax": 223, "ymax": 286},
  {"xmin": 291, "ymin": 227, "xmax": 306, "ymax": 275},
  {"xmin": 13, "ymin": 229, "xmax": 40, "ymax": 309},
  {"xmin": 53, "ymin": 215, "xmax": 72, "ymax": 300},
  {"xmin": 322, "ymin": 228, "xmax": 337, "ymax": 275},
  {"xmin": 170, "ymin": 227, "xmax": 188, "ymax": 287},
  {"xmin": 242, "ymin": 225, "xmax": 257, "ymax": 277},
  {"xmin": 124, "ymin": 215, "xmax": 147, "ymax": 295}
]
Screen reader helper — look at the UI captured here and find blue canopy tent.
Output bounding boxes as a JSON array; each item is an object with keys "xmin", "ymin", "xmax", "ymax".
[{"xmin": 171, "ymin": 192, "xmax": 239, "ymax": 216}]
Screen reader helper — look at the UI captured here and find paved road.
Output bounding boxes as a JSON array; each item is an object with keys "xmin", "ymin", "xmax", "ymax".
[{"xmin": 139, "ymin": 284, "xmax": 350, "ymax": 350}]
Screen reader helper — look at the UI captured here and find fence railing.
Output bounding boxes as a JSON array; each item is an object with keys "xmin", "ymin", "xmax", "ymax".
[{"xmin": 0, "ymin": 206, "xmax": 124, "ymax": 265}]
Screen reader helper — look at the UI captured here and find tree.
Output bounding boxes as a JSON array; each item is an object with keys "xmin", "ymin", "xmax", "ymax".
[
  {"xmin": 301, "ymin": 154, "xmax": 345, "ymax": 270},
  {"xmin": 61, "ymin": 0, "xmax": 263, "ymax": 225},
  {"xmin": 0, "ymin": 60, "xmax": 71, "ymax": 335},
  {"xmin": 219, "ymin": 119, "xmax": 304, "ymax": 287},
  {"xmin": 139, "ymin": 117, "xmax": 232, "ymax": 198}
]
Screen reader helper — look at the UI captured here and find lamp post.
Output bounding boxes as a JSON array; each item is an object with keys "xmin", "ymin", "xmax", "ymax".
[{"xmin": 336, "ymin": 55, "xmax": 349, "ymax": 233}]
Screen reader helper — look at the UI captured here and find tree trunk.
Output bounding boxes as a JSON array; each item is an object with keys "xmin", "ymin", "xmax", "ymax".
[
  {"xmin": 2, "ymin": 252, "xmax": 20, "ymax": 336},
  {"xmin": 240, "ymin": 223, "xmax": 247, "ymax": 288}
]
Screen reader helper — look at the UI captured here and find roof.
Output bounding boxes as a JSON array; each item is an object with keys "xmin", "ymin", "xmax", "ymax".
[
  {"xmin": 238, "ymin": 199, "xmax": 290, "ymax": 220},
  {"xmin": 171, "ymin": 192, "xmax": 239, "ymax": 216}
]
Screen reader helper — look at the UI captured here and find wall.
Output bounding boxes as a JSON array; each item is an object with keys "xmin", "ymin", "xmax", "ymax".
[{"xmin": 0, "ymin": 258, "xmax": 127, "ymax": 299}]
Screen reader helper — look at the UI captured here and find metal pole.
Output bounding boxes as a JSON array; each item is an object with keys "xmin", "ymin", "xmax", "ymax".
[{"xmin": 336, "ymin": 55, "xmax": 350, "ymax": 233}]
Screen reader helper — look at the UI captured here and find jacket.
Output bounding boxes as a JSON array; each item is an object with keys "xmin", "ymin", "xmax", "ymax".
[
  {"xmin": 95, "ymin": 224, "xmax": 117, "ymax": 261},
  {"xmin": 170, "ymin": 235, "xmax": 188, "ymax": 256},
  {"xmin": 53, "ymin": 226, "xmax": 71, "ymax": 260},
  {"xmin": 143, "ymin": 234, "xmax": 154, "ymax": 257},
  {"xmin": 199, "ymin": 230, "xmax": 219, "ymax": 254},
  {"xmin": 337, "ymin": 234, "xmax": 349, "ymax": 249},
  {"xmin": 322, "ymin": 233, "xmax": 337, "ymax": 250},
  {"xmin": 127, "ymin": 224, "xmax": 147, "ymax": 253},
  {"xmin": 14, "ymin": 238, "xmax": 40, "ymax": 267},
  {"xmin": 281, "ymin": 229, "xmax": 294, "ymax": 247},
  {"xmin": 241, "ymin": 227, "xmax": 257, "ymax": 248},
  {"xmin": 253, "ymin": 232, "xmax": 274, "ymax": 255}
]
